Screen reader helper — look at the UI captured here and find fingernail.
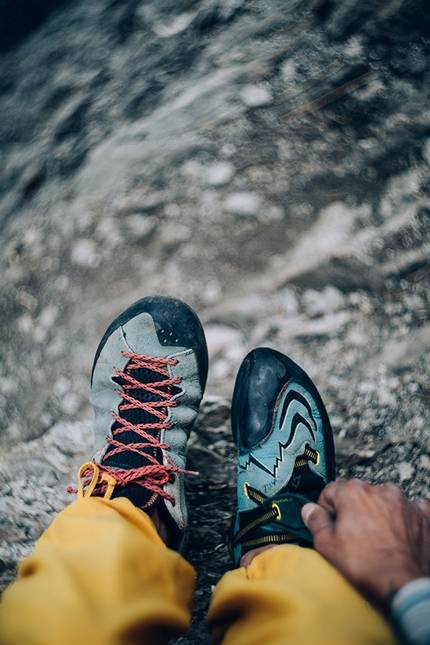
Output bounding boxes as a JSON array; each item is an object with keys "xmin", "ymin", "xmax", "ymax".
[{"xmin": 301, "ymin": 502, "xmax": 317, "ymax": 526}]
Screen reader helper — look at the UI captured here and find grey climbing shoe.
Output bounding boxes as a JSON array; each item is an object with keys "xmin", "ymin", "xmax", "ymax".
[{"xmin": 79, "ymin": 296, "xmax": 208, "ymax": 552}]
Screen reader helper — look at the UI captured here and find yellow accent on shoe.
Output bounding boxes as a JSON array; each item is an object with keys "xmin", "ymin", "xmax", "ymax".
[
  {"xmin": 272, "ymin": 502, "xmax": 281, "ymax": 520},
  {"xmin": 77, "ymin": 462, "xmax": 117, "ymax": 500}
]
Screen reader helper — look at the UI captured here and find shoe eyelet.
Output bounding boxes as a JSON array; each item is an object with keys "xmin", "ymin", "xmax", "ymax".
[{"xmin": 272, "ymin": 502, "xmax": 282, "ymax": 520}]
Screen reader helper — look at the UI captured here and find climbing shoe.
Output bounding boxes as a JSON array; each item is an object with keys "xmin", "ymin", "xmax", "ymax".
[
  {"xmin": 73, "ymin": 295, "xmax": 208, "ymax": 552},
  {"xmin": 231, "ymin": 347, "xmax": 335, "ymax": 566}
]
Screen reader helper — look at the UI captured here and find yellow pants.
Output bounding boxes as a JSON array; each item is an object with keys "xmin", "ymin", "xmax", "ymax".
[{"xmin": 0, "ymin": 498, "xmax": 396, "ymax": 645}]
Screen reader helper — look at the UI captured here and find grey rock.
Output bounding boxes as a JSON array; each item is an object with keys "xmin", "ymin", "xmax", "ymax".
[
  {"xmin": 377, "ymin": 324, "xmax": 430, "ymax": 372},
  {"xmin": 204, "ymin": 162, "xmax": 235, "ymax": 186},
  {"xmin": 398, "ymin": 461, "xmax": 414, "ymax": 483},
  {"xmin": 123, "ymin": 215, "xmax": 157, "ymax": 242},
  {"xmin": 240, "ymin": 84, "xmax": 272, "ymax": 107},
  {"xmin": 224, "ymin": 192, "xmax": 262, "ymax": 216},
  {"xmin": 116, "ymin": 193, "xmax": 166, "ymax": 215},
  {"xmin": 302, "ymin": 286, "xmax": 345, "ymax": 317},
  {"xmin": 202, "ymin": 294, "xmax": 268, "ymax": 327},
  {"xmin": 251, "ymin": 202, "xmax": 383, "ymax": 293}
]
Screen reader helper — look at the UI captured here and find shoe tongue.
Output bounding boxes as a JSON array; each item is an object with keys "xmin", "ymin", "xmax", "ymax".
[{"xmin": 102, "ymin": 365, "xmax": 178, "ymax": 508}]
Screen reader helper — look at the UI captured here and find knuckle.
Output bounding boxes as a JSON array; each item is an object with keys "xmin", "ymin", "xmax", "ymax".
[
  {"xmin": 381, "ymin": 482, "xmax": 404, "ymax": 498},
  {"xmin": 344, "ymin": 478, "xmax": 369, "ymax": 496},
  {"xmin": 322, "ymin": 480, "xmax": 337, "ymax": 495}
]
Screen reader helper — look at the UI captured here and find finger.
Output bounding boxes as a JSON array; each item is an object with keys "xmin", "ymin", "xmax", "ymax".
[
  {"xmin": 317, "ymin": 480, "xmax": 346, "ymax": 514},
  {"xmin": 318, "ymin": 478, "xmax": 370, "ymax": 515},
  {"xmin": 302, "ymin": 502, "xmax": 334, "ymax": 536}
]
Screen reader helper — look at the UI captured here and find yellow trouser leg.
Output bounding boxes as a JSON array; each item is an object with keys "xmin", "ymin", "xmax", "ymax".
[
  {"xmin": 0, "ymin": 497, "xmax": 195, "ymax": 645},
  {"xmin": 207, "ymin": 545, "xmax": 396, "ymax": 645}
]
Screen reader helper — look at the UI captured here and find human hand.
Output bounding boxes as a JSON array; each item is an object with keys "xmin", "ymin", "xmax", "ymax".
[{"xmin": 301, "ymin": 479, "xmax": 430, "ymax": 608}]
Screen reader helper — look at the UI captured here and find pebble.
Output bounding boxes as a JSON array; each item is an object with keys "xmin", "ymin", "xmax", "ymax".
[
  {"xmin": 159, "ymin": 223, "xmax": 190, "ymax": 246},
  {"xmin": 398, "ymin": 462, "xmax": 414, "ymax": 482},
  {"xmin": 378, "ymin": 324, "xmax": 430, "ymax": 372},
  {"xmin": 70, "ymin": 239, "xmax": 100, "ymax": 268},
  {"xmin": 116, "ymin": 193, "xmax": 165, "ymax": 214},
  {"xmin": 152, "ymin": 11, "xmax": 196, "ymax": 38},
  {"xmin": 16, "ymin": 291, "xmax": 38, "ymax": 312},
  {"xmin": 419, "ymin": 455, "xmax": 430, "ymax": 470},
  {"xmin": 124, "ymin": 215, "xmax": 156, "ymax": 240},
  {"xmin": 302, "ymin": 286, "xmax": 345, "ymax": 317},
  {"xmin": 39, "ymin": 306, "xmax": 58, "ymax": 329},
  {"xmin": 240, "ymin": 84, "xmax": 272, "ymax": 107},
  {"xmin": 224, "ymin": 192, "xmax": 262, "ymax": 216},
  {"xmin": 205, "ymin": 162, "xmax": 235, "ymax": 186}
]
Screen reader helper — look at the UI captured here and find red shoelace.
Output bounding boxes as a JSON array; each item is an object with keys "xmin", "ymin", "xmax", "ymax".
[{"xmin": 71, "ymin": 351, "xmax": 196, "ymax": 504}]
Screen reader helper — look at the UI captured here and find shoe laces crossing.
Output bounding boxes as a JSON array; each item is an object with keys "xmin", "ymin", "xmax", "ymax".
[{"xmin": 72, "ymin": 351, "xmax": 196, "ymax": 504}]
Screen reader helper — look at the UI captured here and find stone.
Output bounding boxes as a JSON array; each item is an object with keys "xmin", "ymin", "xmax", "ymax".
[
  {"xmin": 252, "ymin": 202, "xmax": 383, "ymax": 293},
  {"xmin": 419, "ymin": 454, "xmax": 430, "ymax": 470},
  {"xmin": 398, "ymin": 461, "xmax": 414, "ymax": 482},
  {"xmin": 203, "ymin": 279, "xmax": 222, "ymax": 304},
  {"xmin": 377, "ymin": 324, "xmax": 430, "ymax": 372},
  {"xmin": 289, "ymin": 311, "xmax": 350, "ymax": 338},
  {"xmin": 152, "ymin": 12, "xmax": 197, "ymax": 38},
  {"xmin": 302, "ymin": 286, "xmax": 345, "ymax": 317},
  {"xmin": 116, "ymin": 193, "xmax": 165, "ymax": 215},
  {"xmin": 205, "ymin": 162, "xmax": 235, "ymax": 186},
  {"xmin": 38, "ymin": 306, "xmax": 58, "ymax": 329},
  {"xmin": 16, "ymin": 290, "xmax": 38, "ymax": 311},
  {"xmin": 224, "ymin": 192, "xmax": 262, "ymax": 216},
  {"xmin": 70, "ymin": 239, "xmax": 100, "ymax": 268},
  {"xmin": 124, "ymin": 215, "xmax": 157, "ymax": 241},
  {"xmin": 159, "ymin": 222, "xmax": 190, "ymax": 247},
  {"xmin": 240, "ymin": 84, "xmax": 272, "ymax": 107}
]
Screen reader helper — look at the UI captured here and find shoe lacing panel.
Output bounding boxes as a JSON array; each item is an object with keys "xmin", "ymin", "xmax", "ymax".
[
  {"xmin": 234, "ymin": 445, "xmax": 319, "ymax": 549},
  {"xmin": 71, "ymin": 351, "xmax": 196, "ymax": 504}
]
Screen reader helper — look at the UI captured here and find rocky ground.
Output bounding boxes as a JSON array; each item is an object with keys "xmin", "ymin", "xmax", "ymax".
[{"xmin": 0, "ymin": 0, "xmax": 430, "ymax": 642}]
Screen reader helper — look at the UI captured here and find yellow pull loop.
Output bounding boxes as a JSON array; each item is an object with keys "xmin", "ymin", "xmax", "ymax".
[
  {"xmin": 77, "ymin": 462, "xmax": 100, "ymax": 499},
  {"xmin": 101, "ymin": 473, "xmax": 117, "ymax": 500}
]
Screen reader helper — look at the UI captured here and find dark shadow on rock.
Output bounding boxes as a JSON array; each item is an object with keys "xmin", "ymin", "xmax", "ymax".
[{"xmin": 0, "ymin": 0, "xmax": 73, "ymax": 52}]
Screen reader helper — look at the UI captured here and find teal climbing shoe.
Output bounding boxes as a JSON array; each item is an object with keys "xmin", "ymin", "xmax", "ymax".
[{"xmin": 231, "ymin": 347, "xmax": 335, "ymax": 566}]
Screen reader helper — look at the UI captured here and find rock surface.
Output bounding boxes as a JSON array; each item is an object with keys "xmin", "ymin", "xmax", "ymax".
[{"xmin": 0, "ymin": 0, "xmax": 430, "ymax": 642}]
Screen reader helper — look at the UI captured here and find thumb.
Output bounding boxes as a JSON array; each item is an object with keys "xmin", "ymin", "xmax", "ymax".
[{"xmin": 302, "ymin": 502, "xmax": 334, "ymax": 537}]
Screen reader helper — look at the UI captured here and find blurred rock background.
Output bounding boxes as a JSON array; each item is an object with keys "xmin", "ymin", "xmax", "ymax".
[{"xmin": 0, "ymin": 0, "xmax": 429, "ymax": 641}]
